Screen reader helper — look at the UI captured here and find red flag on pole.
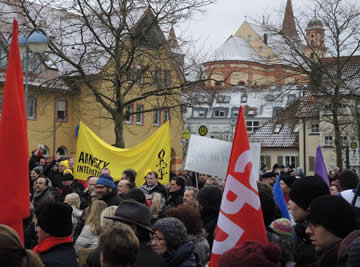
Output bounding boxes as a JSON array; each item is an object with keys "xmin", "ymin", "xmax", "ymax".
[
  {"xmin": 209, "ymin": 106, "xmax": 268, "ymax": 267},
  {"xmin": 0, "ymin": 19, "xmax": 29, "ymax": 242}
]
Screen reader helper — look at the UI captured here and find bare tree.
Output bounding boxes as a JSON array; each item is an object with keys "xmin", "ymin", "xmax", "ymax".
[
  {"xmin": 0, "ymin": 0, "xmax": 215, "ymax": 147},
  {"xmin": 263, "ymin": 0, "xmax": 360, "ymax": 168}
]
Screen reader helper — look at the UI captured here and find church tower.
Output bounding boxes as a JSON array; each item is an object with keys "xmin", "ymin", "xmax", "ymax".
[
  {"xmin": 282, "ymin": 0, "xmax": 299, "ymax": 41},
  {"xmin": 305, "ymin": 14, "xmax": 326, "ymax": 59}
]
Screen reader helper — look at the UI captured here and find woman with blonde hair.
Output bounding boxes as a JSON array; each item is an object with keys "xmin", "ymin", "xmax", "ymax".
[
  {"xmin": 74, "ymin": 200, "xmax": 107, "ymax": 255},
  {"xmin": 0, "ymin": 224, "xmax": 44, "ymax": 267}
]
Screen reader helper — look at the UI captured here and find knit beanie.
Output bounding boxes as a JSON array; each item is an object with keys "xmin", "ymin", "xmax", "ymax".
[
  {"xmin": 34, "ymin": 165, "xmax": 44, "ymax": 175},
  {"xmin": 96, "ymin": 175, "xmax": 116, "ymax": 189},
  {"xmin": 280, "ymin": 175, "xmax": 296, "ymax": 189},
  {"xmin": 289, "ymin": 176, "xmax": 330, "ymax": 210},
  {"xmin": 197, "ymin": 185, "xmax": 223, "ymax": 211},
  {"xmin": 308, "ymin": 195, "xmax": 356, "ymax": 239},
  {"xmin": 62, "ymin": 173, "xmax": 74, "ymax": 181},
  {"xmin": 35, "ymin": 201, "xmax": 73, "ymax": 237},
  {"xmin": 270, "ymin": 218, "xmax": 294, "ymax": 237},
  {"xmin": 59, "ymin": 160, "xmax": 69, "ymax": 168},
  {"xmin": 219, "ymin": 241, "xmax": 281, "ymax": 267},
  {"xmin": 154, "ymin": 217, "xmax": 188, "ymax": 250}
]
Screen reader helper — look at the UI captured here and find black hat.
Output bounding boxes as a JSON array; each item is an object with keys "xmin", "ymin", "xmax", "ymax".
[
  {"xmin": 62, "ymin": 173, "xmax": 74, "ymax": 181},
  {"xmin": 308, "ymin": 195, "xmax": 356, "ymax": 238},
  {"xmin": 105, "ymin": 200, "xmax": 153, "ymax": 232},
  {"xmin": 35, "ymin": 201, "xmax": 73, "ymax": 237},
  {"xmin": 289, "ymin": 176, "xmax": 329, "ymax": 210},
  {"xmin": 280, "ymin": 175, "xmax": 296, "ymax": 188}
]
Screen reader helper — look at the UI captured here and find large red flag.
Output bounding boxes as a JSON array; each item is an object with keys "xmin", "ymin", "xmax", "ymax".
[
  {"xmin": 209, "ymin": 106, "xmax": 268, "ymax": 266},
  {"xmin": 0, "ymin": 19, "xmax": 29, "ymax": 242}
]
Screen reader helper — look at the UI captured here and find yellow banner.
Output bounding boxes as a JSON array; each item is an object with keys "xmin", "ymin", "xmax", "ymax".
[{"xmin": 74, "ymin": 121, "xmax": 171, "ymax": 186}]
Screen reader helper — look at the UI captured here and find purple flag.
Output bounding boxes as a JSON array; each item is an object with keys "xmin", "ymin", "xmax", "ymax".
[{"xmin": 315, "ymin": 145, "xmax": 330, "ymax": 187}]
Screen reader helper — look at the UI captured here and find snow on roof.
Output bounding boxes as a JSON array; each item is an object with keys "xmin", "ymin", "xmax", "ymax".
[{"xmin": 209, "ymin": 35, "xmax": 263, "ymax": 62}]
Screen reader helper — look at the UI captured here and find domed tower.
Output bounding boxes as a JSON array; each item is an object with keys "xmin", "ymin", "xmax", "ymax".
[{"xmin": 305, "ymin": 14, "xmax": 326, "ymax": 59}]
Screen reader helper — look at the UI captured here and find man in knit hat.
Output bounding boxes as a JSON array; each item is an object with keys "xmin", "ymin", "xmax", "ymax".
[
  {"xmin": 33, "ymin": 201, "xmax": 77, "ymax": 267},
  {"xmin": 288, "ymin": 176, "xmax": 330, "ymax": 267},
  {"xmin": 95, "ymin": 174, "xmax": 122, "ymax": 206},
  {"xmin": 306, "ymin": 195, "xmax": 356, "ymax": 267}
]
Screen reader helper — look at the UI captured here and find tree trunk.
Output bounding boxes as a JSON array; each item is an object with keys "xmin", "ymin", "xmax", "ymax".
[
  {"xmin": 333, "ymin": 113, "xmax": 343, "ymax": 169},
  {"xmin": 114, "ymin": 115, "xmax": 125, "ymax": 148}
]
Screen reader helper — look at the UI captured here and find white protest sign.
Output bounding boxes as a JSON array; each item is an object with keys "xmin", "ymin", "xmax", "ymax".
[{"xmin": 184, "ymin": 134, "xmax": 261, "ymax": 179}]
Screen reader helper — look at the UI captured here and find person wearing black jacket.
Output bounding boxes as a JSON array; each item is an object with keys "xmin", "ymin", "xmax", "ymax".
[
  {"xmin": 167, "ymin": 176, "xmax": 185, "ymax": 208},
  {"xmin": 139, "ymin": 171, "xmax": 168, "ymax": 200}
]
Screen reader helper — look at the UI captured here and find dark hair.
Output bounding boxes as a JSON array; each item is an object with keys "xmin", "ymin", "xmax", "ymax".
[
  {"xmin": 338, "ymin": 169, "xmax": 359, "ymax": 190},
  {"xmin": 99, "ymin": 224, "xmax": 139, "ymax": 267},
  {"xmin": 167, "ymin": 205, "xmax": 203, "ymax": 235},
  {"xmin": 257, "ymin": 182, "xmax": 280, "ymax": 227},
  {"xmin": 31, "ymin": 168, "xmax": 41, "ymax": 176},
  {"xmin": 122, "ymin": 169, "xmax": 137, "ymax": 183},
  {"xmin": 146, "ymin": 171, "xmax": 158, "ymax": 179},
  {"xmin": 35, "ymin": 177, "xmax": 49, "ymax": 186},
  {"xmin": 125, "ymin": 188, "xmax": 147, "ymax": 205},
  {"xmin": 171, "ymin": 176, "xmax": 186, "ymax": 189}
]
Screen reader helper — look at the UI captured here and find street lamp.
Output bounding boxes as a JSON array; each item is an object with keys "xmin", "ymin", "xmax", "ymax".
[{"xmin": 8, "ymin": 29, "xmax": 48, "ymax": 116}]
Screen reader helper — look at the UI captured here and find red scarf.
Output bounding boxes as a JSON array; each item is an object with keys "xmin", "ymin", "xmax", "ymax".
[{"xmin": 33, "ymin": 236, "xmax": 72, "ymax": 254}]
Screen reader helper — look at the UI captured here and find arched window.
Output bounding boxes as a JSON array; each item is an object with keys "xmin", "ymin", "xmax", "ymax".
[{"xmin": 56, "ymin": 146, "xmax": 68, "ymax": 160}]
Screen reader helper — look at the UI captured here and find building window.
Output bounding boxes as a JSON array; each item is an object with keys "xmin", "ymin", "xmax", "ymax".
[
  {"xmin": 217, "ymin": 95, "xmax": 230, "ymax": 103},
  {"xmin": 273, "ymin": 107, "xmax": 284, "ymax": 117},
  {"xmin": 339, "ymin": 103, "xmax": 347, "ymax": 113},
  {"xmin": 288, "ymin": 94, "xmax": 296, "ymax": 103},
  {"xmin": 232, "ymin": 108, "xmax": 239, "ymax": 118},
  {"xmin": 154, "ymin": 110, "xmax": 160, "ymax": 126},
  {"xmin": 248, "ymin": 110, "xmax": 255, "ymax": 116},
  {"xmin": 273, "ymin": 124, "xmax": 282, "ymax": 133},
  {"xmin": 126, "ymin": 67, "xmax": 133, "ymax": 82},
  {"xmin": 324, "ymin": 136, "xmax": 333, "ymax": 146},
  {"xmin": 27, "ymin": 96, "xmax": 36, "ymax": 120},
  {"xmin": 285, "ymin": 156, "xmax": 296, "ymax": 168},
  {"xmin": 56, "ymin": 100, "xmax": 67, "ymax": 122},
  {"xmin": 215, "ymin": 81, "xmax": 222, "ymax": 87},
  {"xmin": 324, "ymin": 104, "xmax": 333, "ymax": 115},
  {"xmin": 136, "ymin": 104, "xmax": 144, "ymax": 125},
  {"xmin": 192, "ymin": 108, "xmax": 208, "ymax": 118},
  {"xmin": 136, "ymin": 65, "xmax": 144, "ymax": 85},
  {"xmin": 241, "ymin": 95, "xmax": 248, "ymax": 103},
  {"xmin": 213, "ymin": 108, "xmax": 228, "ymax": 118},
  {"xmin": 164, "ymin": 71, "xmax": 171, "ymax": 88},
  {"xmin": 246, "ymin": 121, "xmax": 260, "ymax": 133},
  {"xmin": 341, "ymin": 136, "xmax": 348, "ymax": 147},
  {"xmin": 163, "ymin": 109, "xmax": 170, "ymax": 123},
  {"xmin": 238, "ymin": 81, "xmax": 245, "ymax": 86},
  {"xmin": 311, "ymin": 123, "xmax": 319, "ymax": 134},
  {"xmin": 126, "ymin": 104, "xmax": 133, "ymax": 123},
  {"xmin": 154, "ymin": 69, "xmax": 161, "ymax": 86}
]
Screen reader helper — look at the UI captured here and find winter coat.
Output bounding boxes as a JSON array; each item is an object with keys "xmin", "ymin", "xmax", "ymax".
[
  {"xmin": 200, "ymin": 210, "xmax": 218, "ymax": 250},
  {"xmin": 84, "ymin": 243, "xmax": 167, "ymax": 267},
  {"xmin": 315, "ymin": 241, "xmax": 340, "ymax": 267},
  {"xmin": 294, "ymin": 223, "xmax": 317, "ymax": 267},
  {"xmin": 39, "ymin": 242, "xmax": 78, "ymax": 267},
  {"xmin": 71, "ymin": 206, "xmax": 83, "ymax": 234},
  {"xmin": 188, "ymin": 231, "xmax": 210, "ymax": 265},
  {"xmin": 32, "ymin": 187, "xmax": 52, "ymax": 209},
  {"xmin": 163, "ymin": 241, "xmax": 202, "ymax": 267},
  {"xmin": 74, "ymin": 225, "xmax": 99, "ymax": 256},
  {"xmin": 139, "ymin": 183, "xmax": 168, "ymax": 200},
  {"xmin": 167, "ymin": 188, "xmax": 184, "ymax": 208}
]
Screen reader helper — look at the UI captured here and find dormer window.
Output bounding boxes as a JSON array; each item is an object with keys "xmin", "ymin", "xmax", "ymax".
[
  {"xmin": 241, "ymin": 95, "xmax": 248, "ymax": 103},
  {"xmin": 248, "ymin": 110, "xmax": 255, "ymax": 116},
  {"xmin": 217, "ymin": 95, "xmax": 231, "ymax": 103},
  {"xmin": 274, "ymin": 124, "xmax": 282, "ymax": 133}
]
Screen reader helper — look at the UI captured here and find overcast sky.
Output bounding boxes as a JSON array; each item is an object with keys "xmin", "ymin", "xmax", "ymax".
[{"xmin": 177, "ymin": 0, "xmax": 311, "ymax": 56}]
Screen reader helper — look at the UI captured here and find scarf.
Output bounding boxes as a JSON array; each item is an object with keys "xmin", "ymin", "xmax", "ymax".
[{"xmin": 33, "ymin": 236, "xmax": 72, "ymax": 254}]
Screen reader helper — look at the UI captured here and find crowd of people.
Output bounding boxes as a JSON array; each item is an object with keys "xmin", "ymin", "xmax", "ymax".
[{"xmin": 1, "ymin": 145, "xmax": 360, "ymax": 267}]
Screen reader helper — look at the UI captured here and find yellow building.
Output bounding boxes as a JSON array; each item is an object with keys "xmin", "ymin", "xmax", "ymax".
[{"xmin": 0, "ymin": 6, "xmax": 184, "ymax": 172}]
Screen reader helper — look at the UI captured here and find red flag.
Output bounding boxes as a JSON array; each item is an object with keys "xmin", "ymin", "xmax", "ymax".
[
  {"xmin": 0, "ymin": 19, "xmax": 29, "ymax": 242},
  {"xmin": 209, "ymin": 106, "xmax": 268, "ymax": 267}
]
